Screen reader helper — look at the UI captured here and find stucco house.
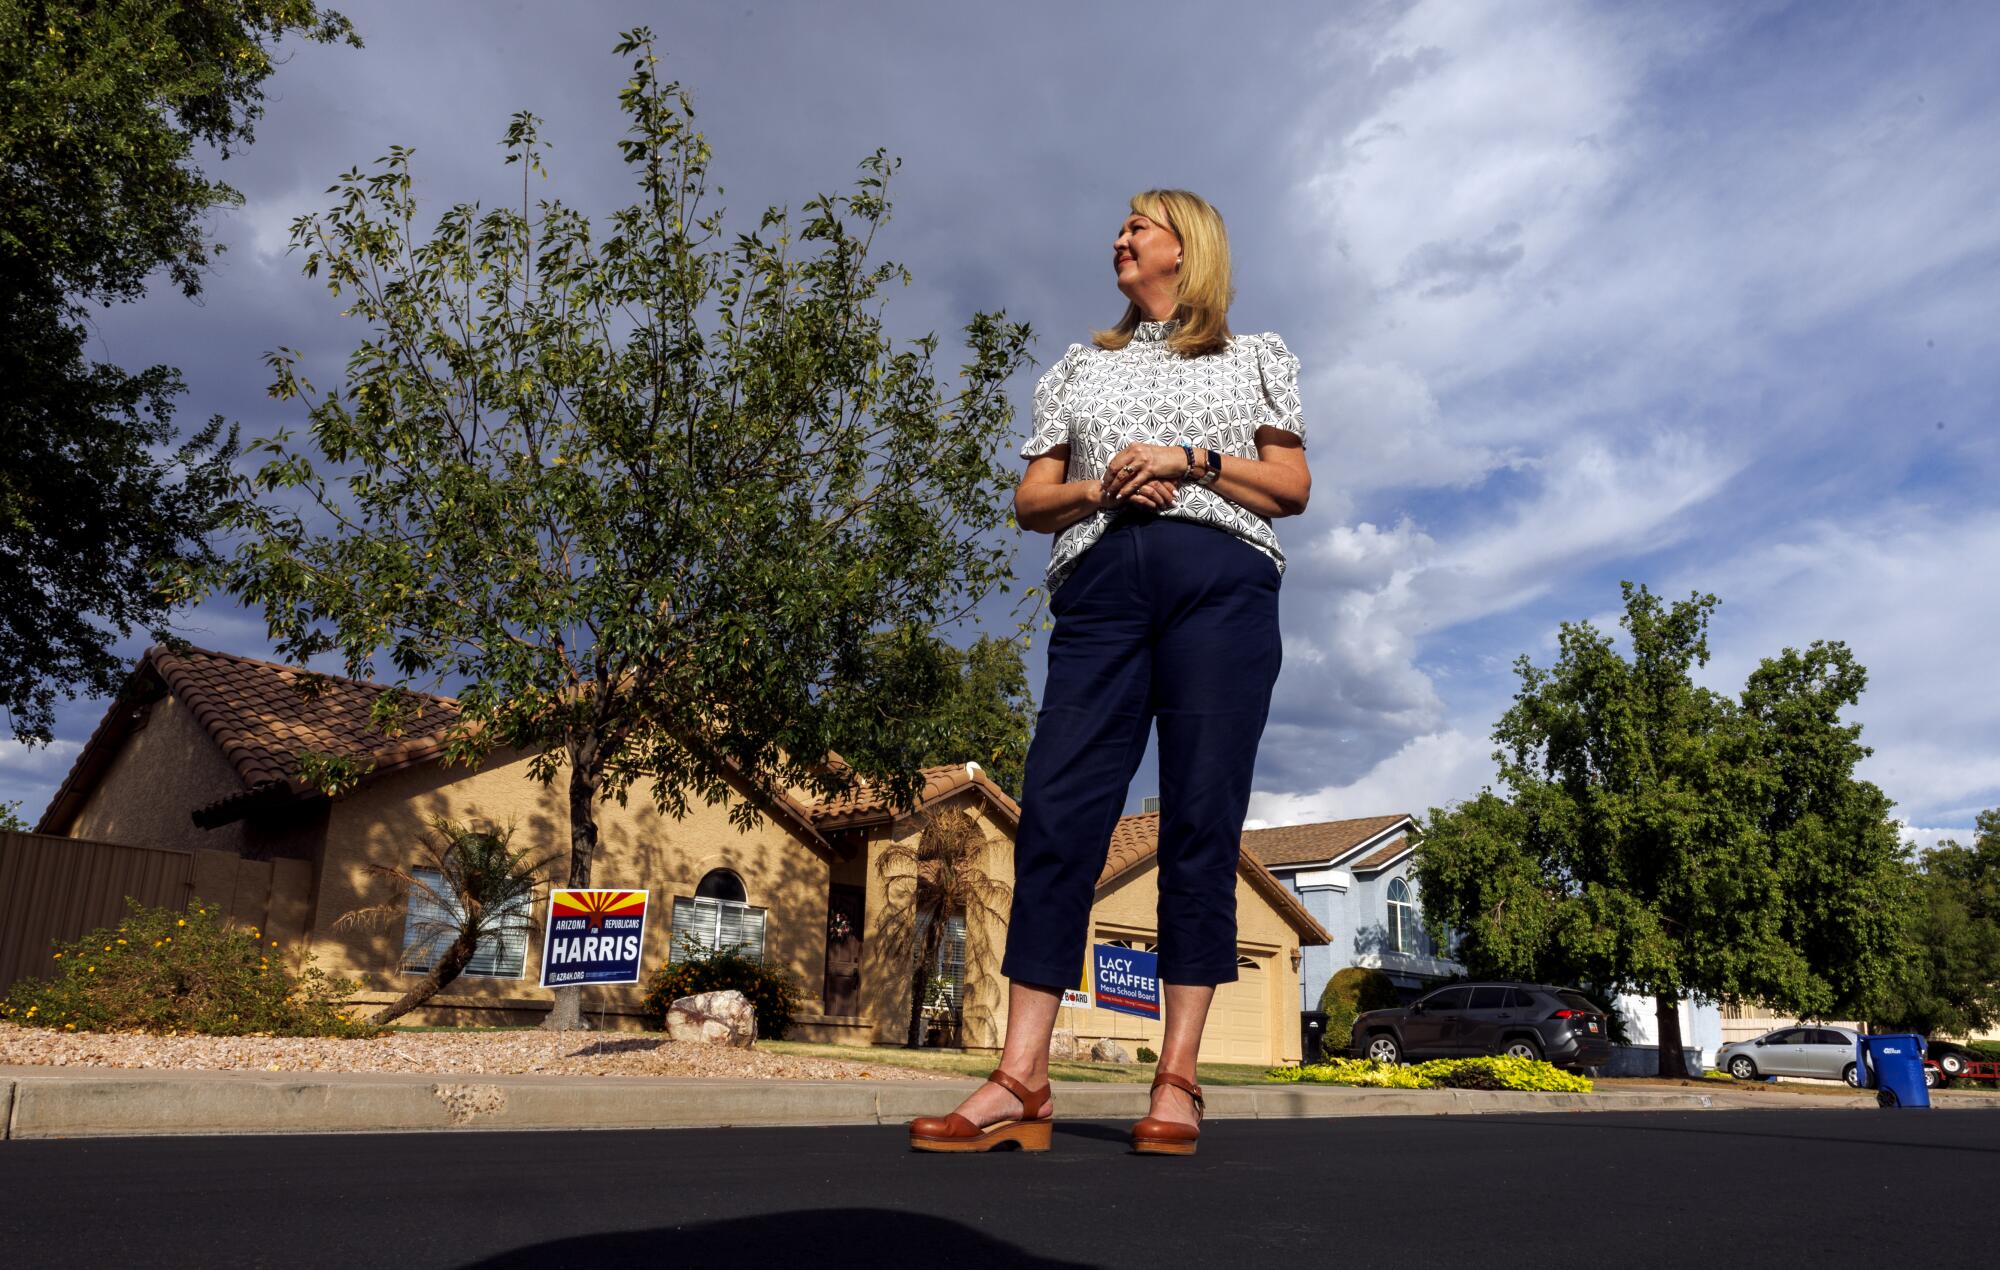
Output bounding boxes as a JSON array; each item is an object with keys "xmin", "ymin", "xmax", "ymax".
[
  {"xmin": 1243, "ymin": 813, "xmax": 1464, "ymax": 1010},
  {"xmin": 35, "ymin": 645, "xmax": 1324, "ymax": 1065}
]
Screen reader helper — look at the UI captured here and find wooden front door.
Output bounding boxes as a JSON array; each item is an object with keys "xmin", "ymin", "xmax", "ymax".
[{"xmin": 822, "ymin": 884, "xmax": 864, "ymax": 1016}]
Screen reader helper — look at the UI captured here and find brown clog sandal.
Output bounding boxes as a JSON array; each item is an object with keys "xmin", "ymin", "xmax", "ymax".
[
  {"xmin": 908, "ymin": 1068, "xmax": 1054, "ymax": 1153},
  {"xmin": 1131, "ymin": 1071, "xmax": 1204, "ymax": 1156}
]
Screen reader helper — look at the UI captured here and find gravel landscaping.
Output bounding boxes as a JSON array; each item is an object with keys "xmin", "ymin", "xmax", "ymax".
[{"xmin": 0, "ymin": 1023, "xmax": 953, "ymax": 1081}]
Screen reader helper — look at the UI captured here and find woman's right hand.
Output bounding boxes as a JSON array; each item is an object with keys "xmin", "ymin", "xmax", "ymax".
[{"xmin": 1108, "ymin": 478, "xmax": 1178, "ymax": 511}]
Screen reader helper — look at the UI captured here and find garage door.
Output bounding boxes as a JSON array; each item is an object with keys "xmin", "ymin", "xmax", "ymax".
[{"xmin": 1199, "ymin": 954, "xmax": 1269, "ymax": 1066}]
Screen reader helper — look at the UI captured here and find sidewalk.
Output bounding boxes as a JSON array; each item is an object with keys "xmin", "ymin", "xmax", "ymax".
[{"xmin": 9, "ymin": 1064, "xmax": 1993, "ymax": 1139}]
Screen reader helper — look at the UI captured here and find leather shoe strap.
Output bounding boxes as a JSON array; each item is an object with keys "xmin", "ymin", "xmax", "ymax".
[
  {"xmin": 1152, "ymin": 1071, "xmax": 1205, "ymax": 1117},
  {"xmin": 987, "ymin": 1068, "xmax": 1051, "ymax": 1119}
]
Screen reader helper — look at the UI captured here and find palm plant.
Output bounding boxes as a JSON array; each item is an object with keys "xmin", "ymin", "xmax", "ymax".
[
  {"xmin": 337, "ymin": 817, "xmax": 562, "ymax": 1025},
  {"xmin": 876, "ymin": 806, "xmax": 1012, "ymax": 1048}
]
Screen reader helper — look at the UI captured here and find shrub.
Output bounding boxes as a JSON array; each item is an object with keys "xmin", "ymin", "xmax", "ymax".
[
  {"xmin": 0, "ymin": 900, "xmax": 376, "ymax": 1037},
  {"xmin": 1266, "ymin": 1055, "xmax": 1592, "ymax": 1093},
  {"xmin": 1316, "ymin": 966, "xmax": 1399, "ymax": 1059},
  {"xmin": 641, "ymin": 945, "xmax": 803, "ymax": 1040},
  {"xmin": 1136, "ymin": 1045, "xmax": 1158, "ymax": 1064}
]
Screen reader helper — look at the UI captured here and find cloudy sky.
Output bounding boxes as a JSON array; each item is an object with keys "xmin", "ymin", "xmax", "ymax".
[{"xmin": 8, "ymin": 0, "xmax": 1997, "ymax": 849}]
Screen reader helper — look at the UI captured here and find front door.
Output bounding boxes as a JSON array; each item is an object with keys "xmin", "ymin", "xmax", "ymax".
[{"xmin": 822, "ymin": 884, "xmax": 864, "ymax": 1016}]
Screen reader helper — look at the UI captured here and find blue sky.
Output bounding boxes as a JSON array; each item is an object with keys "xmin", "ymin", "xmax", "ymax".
[{"xmin": 7, "ymin": 0, "xmax": 1997, "ymax": 848}]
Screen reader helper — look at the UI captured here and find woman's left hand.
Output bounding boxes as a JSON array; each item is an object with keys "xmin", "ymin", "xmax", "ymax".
[{"xmin": 1101, "ymin": 443, "xmax": 1187, "ymax": 500}]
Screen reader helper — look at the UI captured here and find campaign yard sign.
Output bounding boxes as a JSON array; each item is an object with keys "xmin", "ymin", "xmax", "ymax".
[
  {"xmin": 1062, "ymin": 961, "xmax": 1092, "ymax": 1010},
  {"xmin": 1092, "ymin": 943, "xmax": 1161, "ymax": 1020},
  {"xmin": 540, "ymin": 889, "xmax": 649, "ymax": 988}
]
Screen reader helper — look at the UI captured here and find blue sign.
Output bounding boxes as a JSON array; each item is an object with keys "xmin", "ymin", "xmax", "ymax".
[
  {"xmin": 1092, "ymin": 943, "xmax": 1160, "ymax": 1020},
  {"xmin": 539, "ymin": 889, "xmax": 650, "ymax": 987}
]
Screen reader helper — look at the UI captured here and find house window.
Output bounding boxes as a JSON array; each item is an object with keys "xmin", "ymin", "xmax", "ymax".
[
  {"xmin": 670, "ymin": 869, "xmax": 765, "ymax": 962},
  {"xmin": 917, "ymin": 912, "xmax": 968, "ymax": 1021},
  {"xmin": 399, "ymin": 867, "xmax": 529, "ymax": 979},
  {"xmin": 1387, "ymin": 877, "xmax": 1416, "ymax": 955}
]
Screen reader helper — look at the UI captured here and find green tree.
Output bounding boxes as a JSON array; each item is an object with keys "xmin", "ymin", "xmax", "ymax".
[
  {"xmin": 1870, "ymin": 812, "xmax": 2000, "ymax": 1036},
  {"xmin": 842, "ymin": 633, "xmax": 1035, "ymax": 800},
  {"xmin": 0, "ymin": 0, "xmax": 357, "ymax": 743},
  {"xmin": 334, "ymin": 817, "xmax": 560, "ymax": 1025},
  {"xmin": 1415, "ymin": 584, "xmax": 1909, "ymax": 1077},
  {"xmin": 215, "ymin": 31, "xmax": 1033, "ymax": 1030}
]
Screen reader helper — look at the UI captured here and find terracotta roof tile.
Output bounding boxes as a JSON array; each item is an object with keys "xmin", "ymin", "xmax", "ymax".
[
  {"xmin": 1096, "ymin": 813, "xmax": 1331, "ymax": 946},
  {"xmin": 806, "ymin": 762, "xmax": 1021, "ymax": 829},
  {"xmin": 151, "ymin": 646, "xmax": 463, "ymax": 794},
  {"xmin": 1239, "ymin": 814, "xmax": 1411, "ymax": 869}
]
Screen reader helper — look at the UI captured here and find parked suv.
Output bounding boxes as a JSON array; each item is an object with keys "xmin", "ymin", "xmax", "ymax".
[{"xmin": 1350, "ymin": 982, "xmax": 1613, "ymax": 1069}]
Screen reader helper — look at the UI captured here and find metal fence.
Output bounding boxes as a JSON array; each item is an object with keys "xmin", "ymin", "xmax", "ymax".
[{"xmin": 0, "ymin": 829, "xmax": 312, "ymax": 996}]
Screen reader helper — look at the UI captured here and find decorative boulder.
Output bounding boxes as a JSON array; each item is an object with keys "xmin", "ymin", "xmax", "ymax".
[
  {"xmin": 1090, "ymin": 1038, "xmax": 1133, "ymax": 1064},
  {"xmin": 1049, "ymin": 1029, "xmax": 1081, "ymax": 1062},
  {"xmin": 666, "ymin": 990, "xmax": 757, "ymax": 1048}
]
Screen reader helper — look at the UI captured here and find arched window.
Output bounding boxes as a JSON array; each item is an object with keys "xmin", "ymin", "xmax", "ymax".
[
  {"xmin": 696, "ymin": 869, "xmax": 746, "ymax": 903},
  {"xmin": 672, "ymin": 869, "xmax": 762, "ymax": 962},
  {"xmin": 1387, "ymin": 877, "xmax": 1415, "ymax": 955}
]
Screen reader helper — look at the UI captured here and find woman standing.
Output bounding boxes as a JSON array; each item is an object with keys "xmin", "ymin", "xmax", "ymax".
[{"xmin": 909, "ymin": 189, "xmax": 1310, "ymax": 1156}]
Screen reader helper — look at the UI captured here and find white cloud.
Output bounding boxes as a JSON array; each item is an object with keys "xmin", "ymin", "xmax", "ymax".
[
  {"xmin": 1248, "ymin": 729, "xmax": 1495, "ymax": 827},
  {"xmin": 0, "ymin": 738, "xmax": 82, "ymax": 778}
]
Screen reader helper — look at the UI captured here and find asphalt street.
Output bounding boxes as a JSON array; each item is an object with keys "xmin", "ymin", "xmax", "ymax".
[{"xmin": 2, "ymin": 1111, "xmax": 1991, "ymax": 1268}]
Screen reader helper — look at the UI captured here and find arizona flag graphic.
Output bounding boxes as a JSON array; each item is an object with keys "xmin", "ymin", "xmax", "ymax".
[{"xmin": 540, "ymin": 889, "xmax": 650, "ymax": 988}]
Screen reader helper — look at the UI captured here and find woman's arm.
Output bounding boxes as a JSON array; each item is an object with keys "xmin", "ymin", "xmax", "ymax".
[
  {"xmin": 1099, "ymin": 428, "xmax": 1311, "ymax": 518},
  {"xmin": 1015, "ymin": 445, "xmax": 1179, "ymax": 533}
]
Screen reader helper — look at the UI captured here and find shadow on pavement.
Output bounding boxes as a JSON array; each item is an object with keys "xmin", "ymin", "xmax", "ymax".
[{"xmin": 452, "ymin": 1208, "xmax": 1098, "ymax": 1270}]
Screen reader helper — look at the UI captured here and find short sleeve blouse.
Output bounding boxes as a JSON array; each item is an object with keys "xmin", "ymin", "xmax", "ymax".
[{"xmin": 1020, "ymin": 319, "xmax": 1305, "ymax": 594}]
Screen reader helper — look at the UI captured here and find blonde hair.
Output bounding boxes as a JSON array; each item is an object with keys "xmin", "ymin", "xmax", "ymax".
[{"xmin": 1093, "ymin": 189, "xmax": 1234, "ymax": 358}]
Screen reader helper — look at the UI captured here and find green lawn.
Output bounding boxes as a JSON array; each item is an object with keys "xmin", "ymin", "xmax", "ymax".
[{"xmin": 759, "ymin": 1039, "xmax": 1277, "ymax": 1086}]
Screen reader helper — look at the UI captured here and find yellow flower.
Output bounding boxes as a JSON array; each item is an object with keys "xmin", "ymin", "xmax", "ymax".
[
  {"xmin": 271, "ymin": 941, "xmax": 279, "ymax": 948},
  {"xmin": 103, "ymin": 945, "xmax": 111, "ymax": 951},
  {"xmin": 53, "ymin": 953, "xmax": 62, "ymax": 959},
  {"xmin": 177, "ymin": 919, "xmax": 187, "ymax": 927},
  {"xmin": 153, "ymin": 940, "xmax": 163, "ymax": 948},
  {"xmin": 64, "ymin": 1023, "xmax": 75, "ymax": 1031},
  {"xmin": 116, "ymin": 939, "xmax": 126, "ymax": 945},
  {"xmin": 87, "ymin": 966, "xmax": 95, "ymax": 973}
]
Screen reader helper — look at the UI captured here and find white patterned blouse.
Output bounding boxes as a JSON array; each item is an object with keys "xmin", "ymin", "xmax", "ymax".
[{"xmin": 1019, "ymin": 318, "xmax": 1306, "ymax": 594}]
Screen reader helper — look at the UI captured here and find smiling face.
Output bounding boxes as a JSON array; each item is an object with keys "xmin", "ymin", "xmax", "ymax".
[{"xmin": 1113, "ymin": 209, "xmax": 1181, "ymax": 303}]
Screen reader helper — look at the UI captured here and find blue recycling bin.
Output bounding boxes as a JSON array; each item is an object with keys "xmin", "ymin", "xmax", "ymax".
[{"xmin": 1858, "ymin": 1033, "xmax": 1931, "ymax": 1108}]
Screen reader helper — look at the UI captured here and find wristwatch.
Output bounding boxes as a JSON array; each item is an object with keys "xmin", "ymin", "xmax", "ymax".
[{"xmin": 1200, "ymin": 449, "xmax": 1222, "ymax": 487}]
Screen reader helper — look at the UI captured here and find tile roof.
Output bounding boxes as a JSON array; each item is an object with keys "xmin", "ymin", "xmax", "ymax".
[
  {"xmin": 39, "ymin": 645, "xmax": 831, "ymax": 853},
  {"xmin": 1096, "ymin": 813, "xmax": 1331, "ymax": 946},
  {"xmin": 806, "ymin": 761, "xmax": 1022, "ymax": 829},
  {"xmin": 1239, "ymin": 813, "xmax": 1412, "ymax": 869},
  {"xmin": 38, "ymin": 645, "xmax": 462, "ymax": 833}
]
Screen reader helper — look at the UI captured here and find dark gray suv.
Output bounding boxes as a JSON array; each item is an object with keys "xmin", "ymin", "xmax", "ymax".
[{"xmin": 1350, "ymin": 982, "xmax": 1614, "ymax": 1069}]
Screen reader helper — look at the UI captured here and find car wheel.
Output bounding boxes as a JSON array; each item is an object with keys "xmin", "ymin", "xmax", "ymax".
[
  {"xmin": 1842, "ymin": 1062, "xmax": 1860, "ymax": 1087},
  {"xmin": 1365, "ymin": 1034, "xmax": 1402, "ymax": 1065},
  {"xmin": 1923, "ymin": 1066, "xmax": 1942, "ymax": 1090},
  {"xmin": 1939, "ymin": 1053, "xmax": 1966, "ymax": 1077},
  {"xmin": 1501, "ymin": 1037, "xmax": 1543, "ymax": 1061},
  {"xmin": 1728, "ymin": 1055, "xmax": 1758, "ymax": 1080}
]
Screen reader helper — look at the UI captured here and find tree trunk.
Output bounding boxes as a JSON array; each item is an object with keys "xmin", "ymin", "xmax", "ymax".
[
  {"xmin": 906, "ymin": 918, "xmax": 942, "ymax": 1049},
  {"xmin": 1655, "ymin": 990, "xmax": 1688, "ymax": 1079},
  {"xmin": 373, "ymin": 932, "xmax": 478, "ymax": 1025},
  {"xmin": 542, "ymin": 738, "xmax": 603, "ymax": 1033}
]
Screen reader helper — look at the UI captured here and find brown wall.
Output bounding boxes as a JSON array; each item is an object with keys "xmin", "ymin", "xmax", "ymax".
[
  {"xmin": 67, "ymin": 696, "xmax": 247, "ymax": 852},
  {"xmin": 0, "ymin": 830, "xmax": 312, "ymax": 996},
  {"xmin": 309, "ymin": 748, "xmax": 833, "ymax": 1028}
]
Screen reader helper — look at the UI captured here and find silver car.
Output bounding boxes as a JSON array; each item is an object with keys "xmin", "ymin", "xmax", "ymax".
[{"xmin": 1717, "ymin": 1025, "xmax": 1862, "ymax": 1085}]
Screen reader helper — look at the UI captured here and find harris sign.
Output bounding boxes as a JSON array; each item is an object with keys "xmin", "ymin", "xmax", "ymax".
[{"xmin": 540, "ymin": 889, "xmax": 650, "ymax": 988}]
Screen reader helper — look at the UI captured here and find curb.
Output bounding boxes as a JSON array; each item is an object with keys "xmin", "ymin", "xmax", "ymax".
[
  {"xmin": 0, "ymin": 1068, "xmax": 1735, "ymax": 1139},
  {"xmin": 8, "ymin": 1068, "xmax": 1996, "ymax": 1139}
]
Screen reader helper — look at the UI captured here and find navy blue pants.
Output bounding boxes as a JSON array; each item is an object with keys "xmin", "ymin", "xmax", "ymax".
[{"xmin": 1002, "ymin": 516, "xmax": 1283, "ymax": 989}]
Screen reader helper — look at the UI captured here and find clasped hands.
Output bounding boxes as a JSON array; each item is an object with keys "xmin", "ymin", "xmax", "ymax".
[{"xmin": 1096, "ymin": 442, "xmax": 1189, "ymax": 512}]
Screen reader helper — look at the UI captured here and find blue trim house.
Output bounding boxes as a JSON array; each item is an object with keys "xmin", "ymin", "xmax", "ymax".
[{"xmin": 1243, "ymin": 813, "xmax": 1464, "ymax": 1009}]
